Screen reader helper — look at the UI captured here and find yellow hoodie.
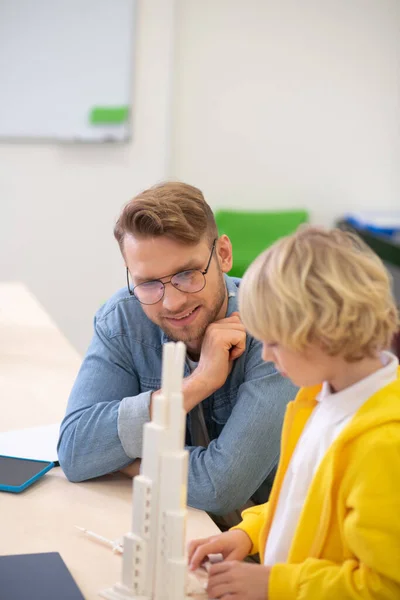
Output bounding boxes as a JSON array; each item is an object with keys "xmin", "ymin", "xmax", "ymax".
[{"xmin": 234, "ymin": 372, "xmax": 400, "ymax": 599}]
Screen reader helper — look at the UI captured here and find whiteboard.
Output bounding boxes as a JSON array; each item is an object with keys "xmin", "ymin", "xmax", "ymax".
[{"xmin": 0, "ymin": 0, "xmax": 135, "ymax": 141}]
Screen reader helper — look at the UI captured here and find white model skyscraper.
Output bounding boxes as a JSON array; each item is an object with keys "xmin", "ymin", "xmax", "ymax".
[{"xmin": 100, "ymin": 341, "xmax": 190, "ymax": 600}]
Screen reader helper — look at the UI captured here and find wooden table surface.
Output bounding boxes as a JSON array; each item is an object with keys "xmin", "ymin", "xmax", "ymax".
[{"xmin": 0, "ymin": 282, "xmax": 218, "ymax": 599}]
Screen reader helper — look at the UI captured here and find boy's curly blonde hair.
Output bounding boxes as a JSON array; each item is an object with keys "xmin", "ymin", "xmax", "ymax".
[{"xmin": 239, "ymin": 226, "xmax": 399, "ymax": 361}]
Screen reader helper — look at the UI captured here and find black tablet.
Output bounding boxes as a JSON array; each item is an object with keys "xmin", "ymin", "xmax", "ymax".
[
  {"xmin": 0, "ymin": 552, "xmax": 85, "ymax": 600},
  {"xmin": 0, "ymin": 455, "xmax": 55, "ymax": 493}
]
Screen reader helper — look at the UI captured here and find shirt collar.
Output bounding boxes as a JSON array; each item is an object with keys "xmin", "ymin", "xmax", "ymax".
[
  {"xmin": 316, "ymin": 351, "xmax": 399, "ymax": 423},
  {"xmin": 224, "ymin": 274, "xmax": 239, "ymax": 316}
]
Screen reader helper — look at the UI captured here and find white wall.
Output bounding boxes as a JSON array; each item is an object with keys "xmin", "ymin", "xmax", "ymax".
[
  {"xmin": 2, "ymin": 0, "xmax": 400, "ymax": 352},
  {"xmin": 171, "ymin": 0, "xmax": 400, "ymax": 225},
  {"xmin": 0, "ymin": 0, "xmax": 176, "ymax": 353}
]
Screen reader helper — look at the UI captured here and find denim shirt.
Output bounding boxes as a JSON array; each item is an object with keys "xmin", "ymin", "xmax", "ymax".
[{"xmin": 58, "ymin": 275, "xmax": 297, "ymax": 515}]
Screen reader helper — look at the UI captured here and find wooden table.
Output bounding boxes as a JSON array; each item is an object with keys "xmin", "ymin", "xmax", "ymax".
[{"xmin": 0, "ymin": 282, "xmax": 219, "ymax": 599}]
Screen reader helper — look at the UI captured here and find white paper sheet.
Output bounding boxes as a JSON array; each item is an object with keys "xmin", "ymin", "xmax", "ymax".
[{"xmin": 0, "ymin": 423, "xmax": 60, "ymax": 462}]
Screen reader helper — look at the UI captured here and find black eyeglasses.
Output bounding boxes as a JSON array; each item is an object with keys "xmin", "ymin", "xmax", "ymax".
[{"xmin": 126, "ymin": 239, "xmax": 217, "ymax": 305}]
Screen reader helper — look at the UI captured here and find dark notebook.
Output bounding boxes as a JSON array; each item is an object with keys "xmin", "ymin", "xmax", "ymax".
[{"xmin": 0, "ymin": 552, "xmax": 85, "ymax": 600}]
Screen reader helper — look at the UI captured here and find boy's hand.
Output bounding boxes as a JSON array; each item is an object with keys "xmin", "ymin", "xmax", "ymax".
[
  {"xmin": 188, "ymin": 530, "xmax": 252, "ymax": 571},
  {"xmin": 207, "ymin": 561, "xmax": 270, "ymax": 600}
]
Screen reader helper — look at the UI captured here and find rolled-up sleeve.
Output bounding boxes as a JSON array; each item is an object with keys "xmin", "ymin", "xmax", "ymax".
[{"xmin": 58, "ymin": 315, "xmax": 151, "ymax": 482}]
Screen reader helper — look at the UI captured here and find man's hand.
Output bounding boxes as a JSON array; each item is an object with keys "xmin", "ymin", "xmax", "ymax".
[
  {"xmin": 195, "ymin": 312, "xmax": 246, "ymax": 390},
  {"xmin": 183, "ymin": 313, "xmax": 246, "ymax": 412},
  {"xmin": 206, "ymin": 561, "xmax": 270, "ymax": 600},
  {"xmin": 149, "ymin": 313, "xmax": 247, "ymax": 416},
  {"xmin": 188, "ymin": 530, "xmax": 252, "ymax": 571},
  {"xmin": 120, "ymin": 458, "xmax": 141, "ymax": 478}
]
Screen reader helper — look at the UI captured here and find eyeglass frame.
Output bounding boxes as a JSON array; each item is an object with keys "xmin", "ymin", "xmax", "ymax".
[{"xmin": 126, "ymin": 238, "xmax": 217, "ymax": 305}]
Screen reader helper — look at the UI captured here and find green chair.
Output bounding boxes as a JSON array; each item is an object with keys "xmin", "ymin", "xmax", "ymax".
[{"xmin": 215, "ymin": 209, "xmax": 309, "ymax": 278}]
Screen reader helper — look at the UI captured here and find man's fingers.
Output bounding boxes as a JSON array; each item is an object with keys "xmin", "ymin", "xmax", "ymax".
[
  {"xmin": 229, "ymin": 328, "xmax": 247, "ymax": 360},
  {"xmin": 211, "ymin": 329, "xmax": 246, "ymax": 343},
  {"xmin": 229, "ymin": 338, "xmax": 246, "ymax": 360},
  {"xmin": 217, "ymin": 312, "xmax": 242, "ymax": 324},
  {"xmin": 119, "ymin": 458, "xmax": 141, "ymax": 478},
  {"xmin": 210, "ymin": 322, "xmax": 246, "ymax": 332}
]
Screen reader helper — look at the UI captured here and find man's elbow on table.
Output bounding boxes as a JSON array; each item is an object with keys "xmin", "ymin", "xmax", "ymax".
[
  {"xmin": 57, "ymin": 430, "xmax": 85, "ymax": 482},
  {"xmin": 58, "ymin": 454, "xmax": 87, "ymax": 483},
  {"xmin": 58, "ymin": 450, "xmax": 141, "ymax": 483},
  {"xmin": 58, "ymin": 429, "xmax": 142, "ymax": 482},
  {"xmin": 57, "ymin": 431, "xmax": 98, "ymax": 483}
]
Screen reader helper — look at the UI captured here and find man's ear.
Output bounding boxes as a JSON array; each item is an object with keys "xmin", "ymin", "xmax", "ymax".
[{"xmin": 216, "ymin": 235, "xmax": 233, "ymax": 273}]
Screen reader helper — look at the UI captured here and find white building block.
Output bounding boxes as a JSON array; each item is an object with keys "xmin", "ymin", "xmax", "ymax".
[{"xmin": 100, "ymin": 342, "xmax": 194, "ymax": 600}]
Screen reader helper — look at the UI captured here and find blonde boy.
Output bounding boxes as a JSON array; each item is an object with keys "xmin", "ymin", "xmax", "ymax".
[{"xmin": 189, "ymin": 226, "xmax": 400, "ymax": 600}]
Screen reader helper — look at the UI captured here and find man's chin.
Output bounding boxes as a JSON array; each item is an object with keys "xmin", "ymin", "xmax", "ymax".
[{"xmin": 160, "ymin": 320, "xmax": 209, "ymax": 345}]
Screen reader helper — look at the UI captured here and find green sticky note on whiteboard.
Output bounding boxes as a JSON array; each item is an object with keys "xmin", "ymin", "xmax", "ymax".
[{"xmin": 89, "ymin": 106, "xmax": 129, "ymax": 125}]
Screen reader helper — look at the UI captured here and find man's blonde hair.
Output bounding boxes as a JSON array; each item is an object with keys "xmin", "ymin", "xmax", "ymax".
[
  {"xmin": 239, "ymin": 226, "xmax": 399, "ymax": 361},
  {"xmin": 114, "ymin": 181, "xmax": 218, "ymax": 250}
]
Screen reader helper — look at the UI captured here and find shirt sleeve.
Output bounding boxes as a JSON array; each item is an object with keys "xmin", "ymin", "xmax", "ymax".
[
  {"xmin": 269, "ymin": 427, "xmax": 400, "ymax": 599},
  {"xmin": 185, "ymin": 339, "xmax": 297, "ymax": 515},
  {"xmin": 57, "ymin": 314, "xmax": 151, "ymax": 482}
]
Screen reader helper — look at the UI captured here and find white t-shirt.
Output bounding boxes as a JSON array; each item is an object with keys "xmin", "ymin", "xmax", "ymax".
[{"xmin": 264, "ymin": 351, "xmax": 399, "ymax": 566}]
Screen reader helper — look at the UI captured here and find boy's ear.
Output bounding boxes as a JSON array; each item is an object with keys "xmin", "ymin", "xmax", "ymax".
[{"xmin": 216, "ymin": 235, "xmax": 233, "ymax": 273}]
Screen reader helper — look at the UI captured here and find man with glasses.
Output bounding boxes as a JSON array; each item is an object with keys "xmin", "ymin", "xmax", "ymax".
[{"xmin": 58, "ymin": 182, "xmax": 297, "ymax": 525}]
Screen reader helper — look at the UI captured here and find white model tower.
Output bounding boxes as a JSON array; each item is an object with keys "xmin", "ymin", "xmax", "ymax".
[{"xmin": 100, "ymin": 341, "xmax": 189, "ymax": 600}]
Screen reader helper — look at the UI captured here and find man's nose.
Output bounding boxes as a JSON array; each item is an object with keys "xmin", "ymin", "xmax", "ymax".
[{"xmin": 162, "ymin": 283, "xmax": 188, "ymax": 312}]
